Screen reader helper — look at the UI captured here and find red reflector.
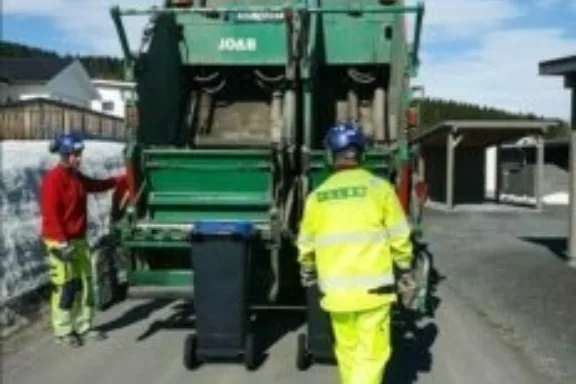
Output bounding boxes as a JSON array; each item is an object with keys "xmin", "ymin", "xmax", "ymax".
[
  {"xmin": 406, "ymin": 108, "xmax": 418, "ymax": 127},
  {"xmin": 170, "ymin": 0, "xmax": 192, "ymax": 6},
  {"xmin": 415, "ymin": 181, "xmax": 428, "ymax": 203}
]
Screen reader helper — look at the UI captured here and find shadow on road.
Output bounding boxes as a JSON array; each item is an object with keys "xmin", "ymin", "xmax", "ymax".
[
  {"xmin": 133, "ymin": 301, "xmax": 197, "ymax": 342},
  {"xmin": 250, "ymin": 309, "xmax": 305, "ymax": 369},
  {"xmin": 384, "ymin": 320, "xmax": 439, "ymax": 384},
  {"xmin": 124, "ymin": 300, "xmax": 304, "ymax": 370},
  {"xmin": 96, "ymin": 299, "xmax": 174, "ymax": 334},
  {"xmin": 520, "ymin": 236, "xmax": 568, "ymax": 261},
  {"xmin": 252, "ymin": 309, "xmax": 305, "ymax": 352}
]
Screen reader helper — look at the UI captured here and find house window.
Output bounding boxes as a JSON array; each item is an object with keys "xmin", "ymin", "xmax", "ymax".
[
  {"xmin": 102, "ymin": 101, "xmax": 115, "ymax": 112},
  {"xmin": 121, "ymin": 89, "xmax": 134, "ymax": 101}
]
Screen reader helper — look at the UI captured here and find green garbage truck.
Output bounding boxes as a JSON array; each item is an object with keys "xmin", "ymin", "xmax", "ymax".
[{"xmin": 101, "ymin": 0, "xmax": 429, "ymax": 315}]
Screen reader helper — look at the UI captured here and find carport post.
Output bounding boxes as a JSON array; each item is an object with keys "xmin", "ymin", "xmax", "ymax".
[
  {"xmin": 538, "ymin": 57, "xmax": 576, "ymax": 266},
  {"xmin": 569, "ymin": 76, "xmax": 576, "ymax": 266},
  {"xmin": 446, "ymin": 130, "xmax": 463, "ymax": 209},
  {"xmin": 535, "ymin": 133, "xmax": 545, "ymax": 211},
  {"xmin": 495, "ymin": 144, "xmax": 502, "ymax": 203},
  {"xmin": 446, "ymin": 132, "xmax": 454, "ymax": 208}
]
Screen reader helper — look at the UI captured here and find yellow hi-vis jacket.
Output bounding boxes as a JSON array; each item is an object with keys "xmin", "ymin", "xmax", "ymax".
[{"xmin": 296, "ymin": 167, "xmax": 414, "ymax": 313}]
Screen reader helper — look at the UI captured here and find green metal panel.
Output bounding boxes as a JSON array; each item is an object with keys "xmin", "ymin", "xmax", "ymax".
[
  {"xmin": 142, "ymin": 149, "xmax": 272, "ymax": 195},
  {"xmin": 146, "ymin": 169, "xmax": 270, "ymax": 194},
  {"xmin": 176, "ymin": 0, "xmax": 299, "ymax": 65},
  {"xmin": 112, "ymin": 2, "xmax": 424, "ymax": 67},
  {"xmin": 321, "ymin": 10, "xmax": 395, "ymax": 64},
  {"xmin": 142, "ymin": 148, "xmax": 274, "ymax": 223},
  {"xmin": 150, "ymin": 207, "xmax": 270, "ymax": 222},
  {"xmin": 129, "ymin": 270, "xmax": 193, "ymax": 286},
  {"xmin": 148, "ymin": 192, "xmax": 270, "ymax": 207},
  {"xmin": 307, "ymin": 149, "xmax": 395, "ymax": 190}
]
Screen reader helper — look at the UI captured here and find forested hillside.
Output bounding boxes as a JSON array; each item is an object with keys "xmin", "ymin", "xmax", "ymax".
[
  {"xmin": 0, "ymin": 41, "xmax": 123, "ymax": 80},
  {"xmin": 0, "ymin": 40, "xmax": 570, "ymax": 138}
]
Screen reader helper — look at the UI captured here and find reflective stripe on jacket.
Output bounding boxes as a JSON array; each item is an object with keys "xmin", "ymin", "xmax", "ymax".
[{"xmin": 296, "ymin": 168, "xmax": 413, "ymax": 312}]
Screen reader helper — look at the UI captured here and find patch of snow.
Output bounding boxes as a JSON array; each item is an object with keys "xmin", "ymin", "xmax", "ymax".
[
  {"xmin": 0, "ymin": 140, "xmax": 125, "ymax": 306},
  {"xmin": 542, "ymin": 192, "xmax": 570, "ymax": 205},
  {"xmin": 499, "ymin": 194, "xmax": 537, "ymax": 205}
]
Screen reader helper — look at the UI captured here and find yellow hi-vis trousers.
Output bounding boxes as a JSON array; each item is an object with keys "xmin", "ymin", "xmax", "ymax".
[
  {"xmin": 44, "ymin": 239, "xmax": 95, "ymax": 337},
  {"xmin": 329, "ymin": 304, "xmax": 393, "ymax": 384}
]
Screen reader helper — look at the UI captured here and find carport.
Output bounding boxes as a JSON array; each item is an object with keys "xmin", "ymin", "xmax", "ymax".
[
  {"xmin": 539, "ymin": 54, "xmax": 576, "ymax": 265},
  {"xmin": 412, "ymin": 120, "xmax": 556, "ymax": 210}
]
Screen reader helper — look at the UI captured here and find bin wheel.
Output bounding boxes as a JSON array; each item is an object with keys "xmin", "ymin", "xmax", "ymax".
[
  {"xmin": 244, "ymin": 332, "xmax": 257, "ymax": 371},
  {"xmin": 184, "ymin": 334, "xmax": 199, "ymax": 370},
  {"xmin": 296, "ymin": 333, "xmax": 311, "ymax": 371}
]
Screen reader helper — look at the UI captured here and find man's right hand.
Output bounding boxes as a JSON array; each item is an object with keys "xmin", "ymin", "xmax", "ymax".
[{"xmin": 52, "ymin": 242, "xmax": 76, "ymax": 262}]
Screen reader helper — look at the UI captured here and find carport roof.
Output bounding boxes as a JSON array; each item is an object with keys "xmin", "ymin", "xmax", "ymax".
[
  {"xmin": 411, "ymin": 120, "xmax": 556, "ymax": 147},
  {"xmin": 539, "ymin": 55, "xmax": 576, "ymax": 76}
]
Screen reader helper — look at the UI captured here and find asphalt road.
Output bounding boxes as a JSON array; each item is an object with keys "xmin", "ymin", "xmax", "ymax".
[
  {"xmin": 2, "ymin": 284, "xmax": 554, "ymax": 384},
  {"xmin": 2, "ymin": 204, "xmax": 573, "ymax": 384}
]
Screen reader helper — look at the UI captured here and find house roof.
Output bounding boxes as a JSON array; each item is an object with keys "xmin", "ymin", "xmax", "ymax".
[{"xmin": 0, "ymin": 57, "xmax": 73, "ymax": 84}]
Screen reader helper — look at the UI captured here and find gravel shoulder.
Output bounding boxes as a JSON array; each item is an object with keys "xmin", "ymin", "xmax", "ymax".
[{"xmin": 422, "ymin": 205, "xmax": 576, "ymax": 383}]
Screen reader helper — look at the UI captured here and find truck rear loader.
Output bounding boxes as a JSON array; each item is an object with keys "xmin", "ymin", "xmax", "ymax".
[{"xmin": 98, "ymin": 0, "xmax": 431, "ymax": 366}]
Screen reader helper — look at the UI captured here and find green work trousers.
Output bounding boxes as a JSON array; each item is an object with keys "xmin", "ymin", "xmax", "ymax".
[{"xmin": 44, "ymin": 238, "xmax": 95, "ymax": 337}]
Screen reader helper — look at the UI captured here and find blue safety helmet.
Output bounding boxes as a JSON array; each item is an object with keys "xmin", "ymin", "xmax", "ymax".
[
  {"xmin": 324, "ymin": 121, "xmax": 367, "ymax": 164},
  {"xmin": 49, "ymin": 132, "xmax": 85, "ymax": 155}
]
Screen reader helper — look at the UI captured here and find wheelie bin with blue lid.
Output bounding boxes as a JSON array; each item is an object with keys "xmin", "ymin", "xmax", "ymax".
[{"xmin": 184, "ymin": 220, "xmax": 258, "ymax": 371}]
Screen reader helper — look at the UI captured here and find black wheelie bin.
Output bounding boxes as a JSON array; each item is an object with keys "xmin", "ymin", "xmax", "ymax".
[
  {"xmin": 183, "ymin": 220, "xmax": 258, "ymax": 371},
  {"xmin": 296, "ymin": 283, "xmax": 336, "ymax": 370}
]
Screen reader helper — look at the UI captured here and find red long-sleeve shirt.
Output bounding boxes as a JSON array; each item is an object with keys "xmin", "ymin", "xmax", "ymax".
[{"xmin": 40, "ymin": 163, "xmax": 119, "ymax": 242}]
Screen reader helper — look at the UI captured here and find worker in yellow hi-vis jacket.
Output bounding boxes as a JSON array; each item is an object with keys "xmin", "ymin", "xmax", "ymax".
[{"xmin": 296, "ymin": 121, "xmax": 414, "ymax": 384}]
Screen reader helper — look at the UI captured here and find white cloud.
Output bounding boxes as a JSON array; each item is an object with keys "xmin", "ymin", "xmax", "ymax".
[
  {"xmin": 4, "ymin": 0, "xmax": 158, "ymax": 55},
  {"xmin": 416, "ymin": 27, "xmax": 576, "ymax": 120},
  {"xmin": 410, "ymin": 0, "xmax": 576, "ymax": 120},
  {"xmin": 422, "ymin": 0, "xmax": 524, "ymax": 41}
]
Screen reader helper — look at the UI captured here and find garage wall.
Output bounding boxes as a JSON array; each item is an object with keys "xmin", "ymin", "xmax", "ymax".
[{"xmin": 423, "ymin": 146, "xmax": 486, "ymax": 205}]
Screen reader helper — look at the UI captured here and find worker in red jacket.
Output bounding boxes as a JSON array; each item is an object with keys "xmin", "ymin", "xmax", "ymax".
[{"xmin": 40, "ymin": 133, "xmax": 125, "ymax": 347}]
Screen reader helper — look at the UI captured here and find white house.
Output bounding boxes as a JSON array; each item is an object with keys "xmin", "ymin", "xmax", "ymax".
[
  {"xmin": 0, "ymin": 57, "xmax": 100, "ymax": 108},
  {"xmin": 91, "ymin": 78, "xmax": 136, "ymax": 118}
]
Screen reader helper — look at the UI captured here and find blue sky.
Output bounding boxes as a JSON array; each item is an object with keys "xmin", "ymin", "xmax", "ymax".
[{"xmin": 3, "ymin": 0, "xmax": 576, "ymax": 120}]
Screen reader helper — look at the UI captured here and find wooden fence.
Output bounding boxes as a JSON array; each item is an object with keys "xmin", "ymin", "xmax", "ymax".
[{"xmin": 0, "ymin": 98, "xmax": 131, "ymax": 141}]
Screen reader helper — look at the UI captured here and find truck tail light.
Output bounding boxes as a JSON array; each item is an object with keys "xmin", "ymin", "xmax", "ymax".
[
  {"xmin": 407, "ymin": 107, "xmax": 418, "ymax": 128},
  {"xmin": 170, "ymin": 0, "xmax": 193, "ymax": 7}
]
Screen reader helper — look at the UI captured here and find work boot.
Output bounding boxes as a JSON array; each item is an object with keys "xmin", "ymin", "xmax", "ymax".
[
  {"xmin": 56, "ymin": 333, "xmax": 82, "ymax": 348},
  {"xmin": 78, "ymin": 329, "xmax": 108, "ymax": 342}
]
